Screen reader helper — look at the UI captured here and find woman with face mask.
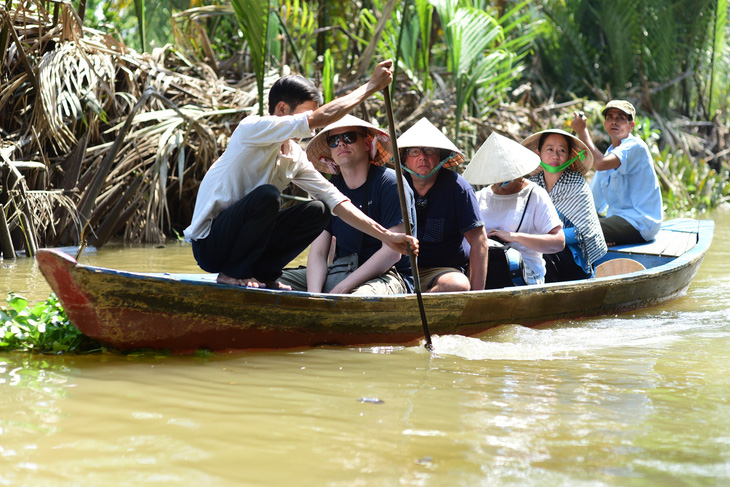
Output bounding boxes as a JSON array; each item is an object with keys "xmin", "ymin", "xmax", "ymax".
[{"xmin": 523, "ymin": 129, "xmax": 607, "ymax": 282}]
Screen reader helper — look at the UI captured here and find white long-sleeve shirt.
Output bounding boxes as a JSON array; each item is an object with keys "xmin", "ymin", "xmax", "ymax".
[{"xmin": 184, "ymin": 111, "xmax": 348, "ymax": 241}]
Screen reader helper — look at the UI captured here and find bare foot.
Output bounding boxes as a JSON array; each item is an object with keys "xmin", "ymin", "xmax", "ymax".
[
  {"xmin": 217, "ymin": 273, "xmax": 266, "ymax": 287},
  {"xmin": 263, "ymin": 280, "xmax": 292, "ymax": 291}
]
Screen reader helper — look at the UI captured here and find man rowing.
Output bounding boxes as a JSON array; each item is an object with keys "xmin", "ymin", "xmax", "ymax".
[{"xmin": 183, "ymin": 60, "xmax": 418, "ymax": 289}]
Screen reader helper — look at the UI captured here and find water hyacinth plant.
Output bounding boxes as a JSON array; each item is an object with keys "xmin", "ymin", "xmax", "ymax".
[{"xmin": 0, "ymin": 293, "xmax": 103, "ymax": 353}]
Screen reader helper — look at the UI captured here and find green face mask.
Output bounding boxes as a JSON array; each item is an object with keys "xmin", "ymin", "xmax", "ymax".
[{"xmin": 540, "ymin": 150, "xmax": 586, "ymax": 173}]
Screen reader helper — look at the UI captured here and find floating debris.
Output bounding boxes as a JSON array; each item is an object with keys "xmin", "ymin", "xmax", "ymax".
[{"xmin": 357, "ymin": 397, "xmax": 384, "ymax": 404}]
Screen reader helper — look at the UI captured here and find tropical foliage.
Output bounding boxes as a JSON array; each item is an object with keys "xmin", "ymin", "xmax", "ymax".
[{"xmin": 534, "ymin": 0, "xmax": 728, "ymax": 127}]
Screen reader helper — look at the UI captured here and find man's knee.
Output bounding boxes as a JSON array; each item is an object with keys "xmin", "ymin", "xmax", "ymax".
[
  {"xmin": 301, "ymin": 200, "xmax": 330, "ymax": 228},
  {"xmin": 252, "ymin": 184, "xmax": 281, "ymax": 207},
  {"xmin": 429, "ymin": 271, "xmax": 470, "ymax": 292}
]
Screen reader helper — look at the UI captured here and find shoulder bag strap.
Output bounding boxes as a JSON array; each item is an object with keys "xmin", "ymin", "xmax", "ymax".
[{"xmin": 515, "ymin": 187, "xmax": 534, "ymax": 233}]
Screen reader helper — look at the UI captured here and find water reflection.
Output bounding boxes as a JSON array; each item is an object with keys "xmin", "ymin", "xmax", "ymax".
[{"xmin": 0, "ymin": 211, "xmax": 729, "ymax": 485}]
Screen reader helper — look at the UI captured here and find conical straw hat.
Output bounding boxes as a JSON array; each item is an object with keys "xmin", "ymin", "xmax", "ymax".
[
  {"xmin": 521, "ymin": 128, "xmax": 593, "ymax": 175},
  {"xmin": 463, "ymin": 132, "xmax": 540, "ymax": 185},
  {"xmin": 396, "ymin": 118, "xmax": 464, "ymax": 167},
  {"xmin": 306, "ymin": 114, "xmax": 392, "ymax": 174}
]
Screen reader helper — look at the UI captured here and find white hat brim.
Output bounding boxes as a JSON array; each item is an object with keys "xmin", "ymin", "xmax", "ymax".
[{"xmin": 463, "ymin": 133, "xmax": 540, "ymax": 185}]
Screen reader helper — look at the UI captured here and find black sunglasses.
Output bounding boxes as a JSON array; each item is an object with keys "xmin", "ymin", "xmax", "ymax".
[{"xmin": 326, "ymin": 131, "xmax": 363, "ymax": 148}]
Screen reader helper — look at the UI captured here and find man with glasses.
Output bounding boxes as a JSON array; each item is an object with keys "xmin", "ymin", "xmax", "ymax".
[
  {"xmin": 571, "ymin": 100, "xmax": 663, "ymax": 245},
  {"xmin": 184, "ymin": 60, "xmax": 418, "ymax": 289},
  {"xmin": 398, "ymin": 118, "xmax": 487, "ymax": 292},
  {"xmin": 279, "ymin": 115, "xmax": 416, "ymax": 294}
]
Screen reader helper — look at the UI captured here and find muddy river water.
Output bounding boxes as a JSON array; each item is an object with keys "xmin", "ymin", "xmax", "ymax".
[{"xmin": 1, "ymin": 211, "xmax": 730, "ymax": 486}]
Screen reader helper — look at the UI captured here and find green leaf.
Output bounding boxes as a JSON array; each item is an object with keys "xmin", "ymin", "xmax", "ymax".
[
  {"xmin": 231, "ymin": 0, "xmax": 271, "ymax": 115},
  {"xmin": 8, "ymin": 296, "xmax": 28, "ymax": 313}
]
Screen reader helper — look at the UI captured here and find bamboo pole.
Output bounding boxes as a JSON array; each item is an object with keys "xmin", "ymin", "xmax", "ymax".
[
  {"xmin": 0, "ymin": 204, "xmax": 15, "ymax": 259},
  {"xmin": 19, "ymin": 211, "xmax": 37, "ymax": 257}
]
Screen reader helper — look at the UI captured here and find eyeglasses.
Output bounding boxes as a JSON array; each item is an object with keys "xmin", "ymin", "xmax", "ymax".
[
  {"xmin": 326, "ymin": 131, "xmax": 363, "ymax": 148},
  {"xmin": 405, "ymin": 147, "xmax": 439, "ymax": 158}
]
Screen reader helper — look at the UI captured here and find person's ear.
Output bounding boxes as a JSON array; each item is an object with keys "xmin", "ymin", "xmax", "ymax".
[{"xmin": 274, "ymin": 101, "xmax": 291, "ymax": 116}]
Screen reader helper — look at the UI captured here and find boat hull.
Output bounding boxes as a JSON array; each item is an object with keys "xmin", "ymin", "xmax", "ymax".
[{"xmin": 36, "ymin": 219, "xmax": 714, "ymax": 353}]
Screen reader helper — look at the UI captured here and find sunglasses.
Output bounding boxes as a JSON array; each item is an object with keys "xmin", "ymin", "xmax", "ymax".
[
  {"xmin": 405, "ymin": 147, "xmax": 439, "ymax": 158},
  {"xmin": 326, "ymin": 131, "xmax": 363, "ymax": 148}
]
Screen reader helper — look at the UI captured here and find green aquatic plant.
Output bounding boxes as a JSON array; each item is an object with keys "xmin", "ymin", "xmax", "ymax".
[
  {"xmin": 632, "ymin": 116, "xmax": 729, "ymax": 216},
  {"xmin": 656, "ymin": 149, "xmax": 730, "ymax": 217},
  {"xmin": 0, "ymin": 293, "xmax": 103, "ymax": 353}
]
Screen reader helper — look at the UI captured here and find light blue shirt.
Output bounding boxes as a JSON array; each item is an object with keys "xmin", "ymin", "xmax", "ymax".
[{"xmin": 590, "ymin": 134, "xmax": 663, "ymax": 241}]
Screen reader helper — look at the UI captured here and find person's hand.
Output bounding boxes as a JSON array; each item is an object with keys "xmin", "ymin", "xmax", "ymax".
[
  {"xmin": 367, "ymin": 59, "xmax": 394, "ymax": 92},
  {"xmin": 571, "ymin": 110, "xmax": 588, "ymax": 133},
  {"xmin": 385, "ymin": 232, "xmax": 419, "ymax": 256},
  {"xmin": 488, "ymin": 229, "xmax": 516, "ymax": 243},
  {"xmin": 330, "ymin": 281, "xmax": 354, "ymax": 294}
]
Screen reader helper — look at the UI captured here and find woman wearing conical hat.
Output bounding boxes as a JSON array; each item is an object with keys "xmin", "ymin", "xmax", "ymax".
[
  {"xmin": 397, "ymin": 118, "xmax": 487, "ymax": 292},
  {"xmin": 463, "ymin": 133, "xmax": 565, "ymax": 288},
  {"xmin": 523, "ymin": 129, "xmax": 607, "ymax": 282}
]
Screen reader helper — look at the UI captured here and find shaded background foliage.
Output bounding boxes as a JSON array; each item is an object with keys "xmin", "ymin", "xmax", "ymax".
[{"xmin": 0, "ymin": 0, "xmax": 728, "ymax": 257}]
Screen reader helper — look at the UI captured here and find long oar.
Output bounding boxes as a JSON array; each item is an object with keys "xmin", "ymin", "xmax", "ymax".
[{"xmin": 382, "ymin": 85, "xmax": 432, "ymax": 350}]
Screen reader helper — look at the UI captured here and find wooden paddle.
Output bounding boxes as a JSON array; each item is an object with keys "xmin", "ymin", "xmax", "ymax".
[{"xmin": 382, "ymin": 85, "xmax": 433, "ymax": 350}]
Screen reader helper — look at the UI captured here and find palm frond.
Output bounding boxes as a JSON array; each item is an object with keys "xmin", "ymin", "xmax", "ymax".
[
  {"xmin": 230, "ymin": 0, "xmax": 271, "ymax": 115},
  {"xmin": 707, "ymin": 0, "xmax": 727, "ymax": 114},
  {"xmin": 588, "ymin": 0, "xmax": 638, "ymax": 94}
]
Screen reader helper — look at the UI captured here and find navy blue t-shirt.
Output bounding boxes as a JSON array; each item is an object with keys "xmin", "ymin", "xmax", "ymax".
[
  {"xmin": 327, "ymin": 165, "xmax": 416, "ymax": 291},
  {"xmin": 407, "ymin": 169, "xmax": 483, "ymax": 270}
]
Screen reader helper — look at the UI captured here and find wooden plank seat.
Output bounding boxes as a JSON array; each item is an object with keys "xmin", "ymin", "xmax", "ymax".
[{"xmin": 610, "ymin": 228, "xmax": 698, "ymax": 258}]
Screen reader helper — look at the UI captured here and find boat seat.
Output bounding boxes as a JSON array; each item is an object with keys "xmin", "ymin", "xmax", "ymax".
[
  {"xmin": 595, "ymin": 258, "xmax": 646, "ymax": 278},
  {"xmin": 609, "ymin": 229, "xmax": 697, "ymax": 257}
]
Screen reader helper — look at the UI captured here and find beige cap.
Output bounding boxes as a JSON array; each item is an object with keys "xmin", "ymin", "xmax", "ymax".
[
  {"xmin": 601, "ymin": 100, "xmax": 636, "ymax": 120},
  {"xmin": 521, "ymin": 128, "xmax": 593, "ymax": 175},
  {"xmin": 396, "ymin": 118, "xmax": 464, "ymax": 167},
  {"xmin": 463, "ymin": 133, "xmax": 540, "ymax": 185},
  {"xmin": 306, "ymin": 114, "xmax": 392, "ymax": 174}
]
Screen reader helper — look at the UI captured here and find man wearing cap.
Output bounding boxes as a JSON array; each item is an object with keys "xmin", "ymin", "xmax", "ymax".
[
  {"xmin": 571, "ymin": 100, "xmax": 663, "ymax": 245},
  {"xmin": 279, "ymin": 115, "xmax": 416, "ymax": 295},
  {"xmin": 397, "ymin": 118, "xmax": 487, "ymax": 292},
  {"xmin": 183, "ymin": 60, "xmax": 417, "ymax": 290}
]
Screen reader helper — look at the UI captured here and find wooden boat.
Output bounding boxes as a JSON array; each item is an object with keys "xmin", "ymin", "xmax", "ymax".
[{"xmin": 36, "ymin": 218, "xmax": 713, "ymax": 353}]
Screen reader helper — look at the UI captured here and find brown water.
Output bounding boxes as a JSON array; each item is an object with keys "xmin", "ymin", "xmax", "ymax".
[{"xmin": 2, "ymin": 212, "xmax": 730, "ymax": 486}]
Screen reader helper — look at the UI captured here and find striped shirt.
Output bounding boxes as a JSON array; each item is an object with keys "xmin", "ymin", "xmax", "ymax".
[{"xmin": 531, "ymin": 170, "xmax": 607, "ymax": 272}]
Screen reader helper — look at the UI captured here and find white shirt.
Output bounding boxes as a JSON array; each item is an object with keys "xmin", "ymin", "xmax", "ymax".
[
  {"xmin": 475, "ymin": 181, "xmax": 562, "ymax": 283},
  {"xmin": 184, "ymin": 111, "xmax": 348, "ymax": 241}
]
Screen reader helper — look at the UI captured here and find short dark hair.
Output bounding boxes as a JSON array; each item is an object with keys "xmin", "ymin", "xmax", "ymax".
[{"xmin": 268, "ymin": 75, "xmax": 323, "ymax": 115}]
